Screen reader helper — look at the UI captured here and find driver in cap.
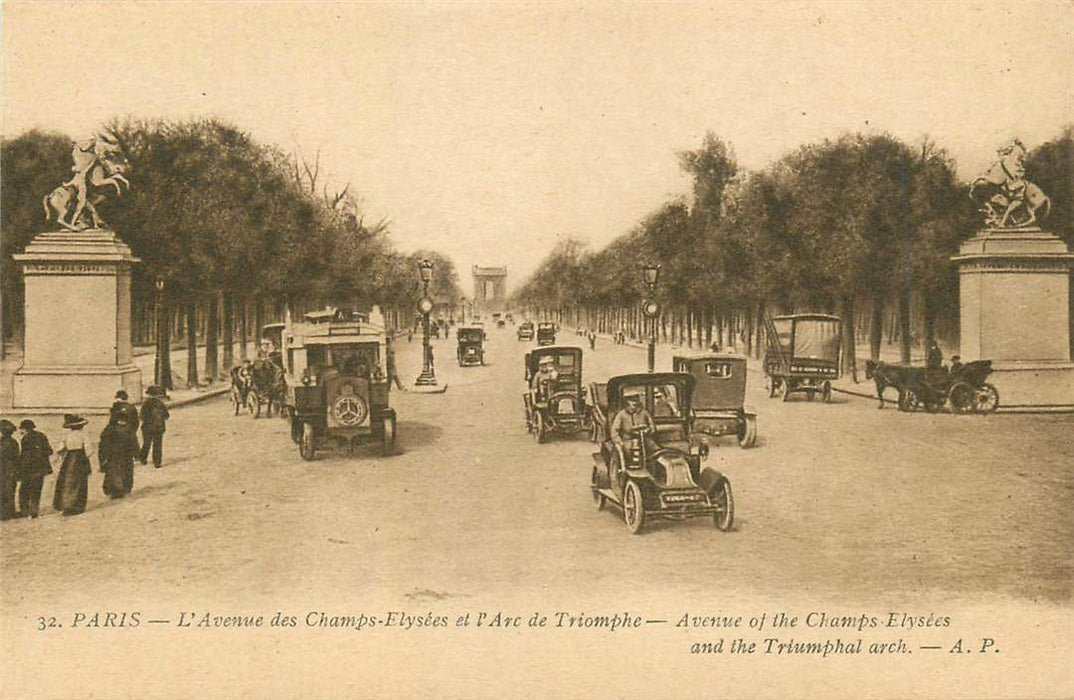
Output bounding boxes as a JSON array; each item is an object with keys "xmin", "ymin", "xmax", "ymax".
[
  {"xmin": 611, "ymin": 388, "xmax": 655, "ymax": 451},
  {"xmin": 531, "ymin": 355, "xmax": 559, "ymax": 397}
]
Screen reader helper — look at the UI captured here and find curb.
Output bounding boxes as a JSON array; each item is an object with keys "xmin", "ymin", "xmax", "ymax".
[{"xmin": 164, "ymin": 386, "xmax": 231, "ymax": 409}]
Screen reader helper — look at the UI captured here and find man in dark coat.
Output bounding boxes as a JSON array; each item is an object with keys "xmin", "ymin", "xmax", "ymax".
[
  {"xmin": 0, "ymin": 420, "xmax": 19, "ymax": 520},
  {"xmin": 17, "ymin": 419, "xmax": 53, "ymax": 518},
  {"xmin": 111, "ymin": 390, "xmax": 141, "ymax": 452},
  {"xmin": 139, "ymin": 386, "xmax": 170, "ymax": 468}
]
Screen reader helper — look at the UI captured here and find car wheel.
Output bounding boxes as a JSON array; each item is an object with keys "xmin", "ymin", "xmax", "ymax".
[
  {"xmin": 780, "ymin": 379, "xmax": 792, "ymax": 402},
  {"xmin": 738, "ymin": 415, "xmax": 757, "ymax": 448},
  {"xmin": 623, "ymin": 480, "xmax": 645, "ymax": 534},
  {"xmin": 381, "ymin": 414, "xmax": 397, "ymax": 455},
  {"xmin": 974, "ymin": 383, "xmax": 999, "ymax": 414},
  {"xmin": 591, "ymin": 468, "xmax": 605, "ymax": 510},
  {"xmin": 766, "ymin": 375, "xmax": 777, "ymax": 398},
  {"xmin": 299, "ymin": 422, "xmax": 316, "ymax": 461},
  {"xmin": 534, "ymin": 412, "xmax": 546, "ymax": 444},
  {"xmin": 822, "ymin": 381, "xmax": 832, "ymax": 403},
  {"xmin": 701, "ymin": 468, "xmax": 734, "ymax": 531}
]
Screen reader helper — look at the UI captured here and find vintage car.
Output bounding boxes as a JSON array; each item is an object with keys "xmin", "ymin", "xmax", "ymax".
[
  {"xmin": 588, "ymin": 373, "xmax": 734, "ymax": 534},
  {"xmin": 523, "ymin": 346, "xmax": 588, "ymax": 443},
  {"xmin": 456, "ymin": 326, "xmax": 486, "ymax": 366},
  {"xmin": 763, "ymin": 314, "xmax": 842, "ymax": 402},
  {"xmin": 537, "ymin": 321, "xmax": 557, "ymax": 346},
  {"xmin": 517, "ymin": 321, "xmax": 535, "ymax": 341},
  {"xmin": 673, "ymin": 354, "xmax": 757, "ymax": 448},
  {"xmin": 281, "ymin": 307, "xmax": 397, "ymax": 461}
]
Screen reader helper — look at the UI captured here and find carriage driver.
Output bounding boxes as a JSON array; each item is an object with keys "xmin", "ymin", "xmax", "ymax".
[
  {"xmin": 611, "ymin": 389, "xmax": 657, "ymax": 462},
  {"xmin": 531, "ymin": 356, "xmax": 559, "ymax": 401}
]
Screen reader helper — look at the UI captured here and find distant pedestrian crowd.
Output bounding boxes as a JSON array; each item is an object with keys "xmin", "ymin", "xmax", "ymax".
[{"xmin": 0, "ymin": 386, "xmax": 170, "ymax": 521}]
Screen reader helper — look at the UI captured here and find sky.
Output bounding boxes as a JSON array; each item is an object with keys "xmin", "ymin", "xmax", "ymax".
[{"xmin": 3, "ymin": 1, "xmax": 1073, "ymax": 292}]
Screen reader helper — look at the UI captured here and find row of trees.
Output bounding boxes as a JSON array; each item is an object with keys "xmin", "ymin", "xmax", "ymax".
[
  {"xmin": 1, "ymin": 119, "xmax": 461, "ymax": 386},
  {"xmin": 512, "ymin": 128, "xmax": 1073, "ymax": 378}
]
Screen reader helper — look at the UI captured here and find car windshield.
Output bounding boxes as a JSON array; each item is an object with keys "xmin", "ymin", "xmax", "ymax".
[{"xmin": 324, "ymin": 345, "xmax": 380, "ymax": 377}]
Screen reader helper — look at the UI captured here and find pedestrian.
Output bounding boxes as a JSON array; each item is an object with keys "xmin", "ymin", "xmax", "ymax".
[
  {"xmin": 111, "ymin": 389, "xmax": 141, "ymax": 452},
  {"xmin": 386, "ymin": 337, "xmax": 405, "ymax": 391},
  {"xmin": 926, "ymin": 340, "xmax": 943, "ymax": 371},
  {"xmin": 53, "ymin": 414, "xmax": 93, "ymax": 516},
  {"xmin": 17, "ymin": 419, "xmax": 53, "ymax": 518},
  {"xmin": 99, "ymin": 411, "xmax": 139, "ymax": 499},
  {"xmin": 1, "ymin": 419, "xmax": 20, "ymax": 521},
  {"xmin": 140, "ymin": 386, "xmax": 170, "ymax": 468},
  {"xmin": 588, "ymin": 330, "xmax": 596, "ymax": 350}
]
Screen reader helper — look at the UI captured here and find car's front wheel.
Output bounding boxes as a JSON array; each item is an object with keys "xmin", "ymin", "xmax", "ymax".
[
  {"xmin": 381, "ymin": 414, "xmax": 397, "ymax": 455},
  {"xmin": 591, "ymin": 468, "xmax": 605, "ymax": 511},
  {"xmin": 701, "ymin": 468, "xmax": 734, "ymax": 531},
  {"xmin": 623, "ymin": 480, "xmax": 645, "ymax": 534}
]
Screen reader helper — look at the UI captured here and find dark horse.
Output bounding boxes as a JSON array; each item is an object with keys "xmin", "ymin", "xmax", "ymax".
[{"xmin": 864, "ymin": 360, "xmax": 922, "ymax": 410}]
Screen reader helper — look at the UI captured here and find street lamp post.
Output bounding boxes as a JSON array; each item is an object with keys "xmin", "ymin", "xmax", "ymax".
[
  {"xmin": 153, "ymin": 275, "xmax": 165, "ymax": 388},
  {"xmin": 415, "ymin": 259, "xmax": 438, "ymax": 387},
  {"xmin": 641, "ymin": 263, "xmax": 661, "ymax": 373}
]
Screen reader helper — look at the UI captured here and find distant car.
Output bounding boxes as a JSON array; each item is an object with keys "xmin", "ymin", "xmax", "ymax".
[
  {"xmin": 283, "ymin": 307, "xmax": 397, "ymax": 460},
  {"xmin": 456, "ymin": 326, "xmax": 486, "ymax": 367},
  {"xmin": 537, "ymin": 322, "xmax": 556, "ymax": 346},
  {"xmin": 588, "ymin": 372, "xmax": 733, "ymax": 534},
  {"xmin": 517, "ymin": 321, "xmax": 535, "ymax": 341},
  {"xmin": 673, "ymin": 354, "xmax": 757, "ymax": 448}
]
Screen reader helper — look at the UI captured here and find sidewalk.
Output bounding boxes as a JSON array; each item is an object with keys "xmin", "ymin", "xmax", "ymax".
[{"xmin": 0, "ymin": 343, "xmax": 245, "ymax": 414}]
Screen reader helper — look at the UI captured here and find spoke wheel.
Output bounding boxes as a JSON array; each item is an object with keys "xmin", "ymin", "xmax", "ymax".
[
  {"xmin": 822, "ymin": 381, "xmax": 832, "ymax": 403},
  {"xmin": 299, "ymin": 422, "xmax": 316, "ymax": 461},
  {"xmin": 591, "ymin": 468, "xmax": 605, "ymax": 510},
  {"xmin": 623, "ymin": 480, "xmax": 645, "ymax": 534},
  {"xmin": 949, "ymin": 382, "xmax": 975, "ymax": 414},
  {"xmin": 711, "ymin": 478, "xmax": 735, "ymax": 531},
  {"xmin": 767, "ymin": 375, "xmax": 778, "ymax": 398},
  {"xmin": 780, "ymin": 379, "xmax": 792, "ymax": 402},
  {"xmin": 974, "ymin": 383, "xmax": 1000, "ymax": 414}
]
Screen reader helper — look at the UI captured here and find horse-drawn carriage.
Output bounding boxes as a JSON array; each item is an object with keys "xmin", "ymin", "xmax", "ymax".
[
  {"xmin": 672, "ymin": 354, "xmax": 757, "ymax": 448},
  {"xmin": 763, "ymin": 314, "xmax": 842, "ymax": 402},
  {"xmin": 524, "ymin": 346, "xmax": 588, "ymax": 443},
  {"xmin": 588, "ymin": 372, "xmax": 734, "ymax": 534},
  {"xmin": 865, "ymin": 359, "xmax": 999, "ymax": 414}
]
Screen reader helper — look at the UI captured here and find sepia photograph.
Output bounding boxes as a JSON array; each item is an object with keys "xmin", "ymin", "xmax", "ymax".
[{"xmin": 1, "ymin": 1, "xmax": 1072, "ymax": 698}]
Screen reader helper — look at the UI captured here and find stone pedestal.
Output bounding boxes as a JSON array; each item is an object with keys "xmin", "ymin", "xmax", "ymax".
[
  {"xmin": 12, "ymin": 229, "xmax": 141, "ymax": 413},
  {"xmin": 952, "ymin": 228, "xmax": 1074, "ymax": 408}
]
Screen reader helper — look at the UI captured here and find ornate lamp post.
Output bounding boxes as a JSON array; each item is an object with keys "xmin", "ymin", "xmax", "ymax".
[
  {"xmin": 414, "ymin": 259, "xmax": 438, "ymax": 387},
  {"xmin": 641, "ymin": 262, "xmax": 661, "ymax": 373},
  {"xmin": 153, "ymin": 275, "xmax": 165, "ymax": 388}
]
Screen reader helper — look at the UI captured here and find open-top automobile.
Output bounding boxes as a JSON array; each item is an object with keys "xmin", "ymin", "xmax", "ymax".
[
  {"xmin": 673, "ymin": 354, "xmax": 757, "ymax": 448},
  {"xmin": 523, "ymin": 346, "xmax": 587, "ymax": 443},
  {"xmin": 281, "ymin": 307, "xmax": 397, "ymax": 460},
  {"xmin": 588, "ymin": 372, "xmax": 734, "ymax": 534}
]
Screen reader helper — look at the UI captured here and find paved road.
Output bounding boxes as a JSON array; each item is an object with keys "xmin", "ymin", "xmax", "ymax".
[{"xmin": 2, "ymin": 327, "xmax": 1072, "ymax": 696}]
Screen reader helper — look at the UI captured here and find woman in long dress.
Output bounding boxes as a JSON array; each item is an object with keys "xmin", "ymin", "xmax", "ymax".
[
  {"xmin": 99, "ymin": 412, "xmax": 138, "ymax": 499},
  {"xmin": 53, "ymin": 414, "xmax": 93, "ymax": 516}
]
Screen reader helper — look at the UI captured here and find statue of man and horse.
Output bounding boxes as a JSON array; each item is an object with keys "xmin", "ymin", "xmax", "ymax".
[
  {"xmin": 969, "ymin": 138, "xmax": 1050, "ymax": 229},
  {"xmin": 43, "ymin": 133, "xmax": 131, "ymax": 231}
]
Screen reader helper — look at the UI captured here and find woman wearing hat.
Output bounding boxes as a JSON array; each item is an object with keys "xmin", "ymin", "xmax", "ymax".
[
  {"xmin": 17, "ymin": 420, "xmax": 53, "ymax": 518},
  {"xmin": 99, "ymin": 410, "xmax": 139, "ymax": 499},
  {"xmin": 0, "ymin": 419, "xmax": 19, "ymax": 520},
  {"xmin": 53, "ymin": 414, "xmax": 93, "ymax": 516}
]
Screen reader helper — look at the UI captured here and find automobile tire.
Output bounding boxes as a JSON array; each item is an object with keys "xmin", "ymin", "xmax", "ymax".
[
  {"xmin": 766, "ymin": 375, "xmax": 777, "ymax": 398},
  {"xmin": 738, "ymin": 415, "xmax": 757, "ymax": 448},
  {"xmin": 591, "ymin": 468, "xmax": 605, "ymax": 511},
  {"xmin": 623, "ymin": 480, "xmax": 645, "ymax": 534},
  {"xmin": 780, "ymin": 379, "xmax": 792, "ymax": 402},
  {"xmin": 299, "ymin": 422, "xmax": 316, "ymax": 461},
  {"xmin": 534, "ymin": 412, "xmax": 546, "ymax": 444},
  {"xmin": 700, "ymin": 468, "xmax": 734, "ymax": 531},
  {"xmin": 381, "ymin": 414, "xmax": 397, "ymax": 455}
]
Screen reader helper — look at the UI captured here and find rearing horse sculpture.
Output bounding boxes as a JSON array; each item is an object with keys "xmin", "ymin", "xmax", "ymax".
[
  {"xmin": 969, "ymin": 139, "xmax": 1050, "ymax": 229},
  {"xmin": 42, "ymin": 134, "xmax": 130, "ymax": 231}
]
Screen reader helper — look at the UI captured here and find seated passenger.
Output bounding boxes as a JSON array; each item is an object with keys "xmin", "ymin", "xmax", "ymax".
[
  {"xmin": 949, "ymin": 355, "xmax": 963, "ymax": 374},
  {"xmin": 652, "ymin": 386, "xmax": 680, "ymax": 418}
]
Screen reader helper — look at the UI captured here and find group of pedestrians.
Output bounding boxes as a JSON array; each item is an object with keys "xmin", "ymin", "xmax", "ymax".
[{"xmin": 0, "ymin": 386, "xmax": 170, "ymax": 521}]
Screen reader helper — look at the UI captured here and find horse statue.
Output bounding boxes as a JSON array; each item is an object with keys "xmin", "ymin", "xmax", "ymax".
[
  {"xmin": 43, "ymin": 134, "xmax": 130, "ymax": 231},
  {"xmin": 969, "ymin": 138, "xmax": 1050, "ymax": 229}
]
